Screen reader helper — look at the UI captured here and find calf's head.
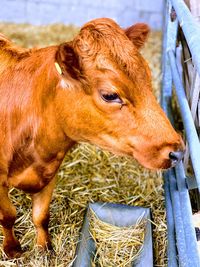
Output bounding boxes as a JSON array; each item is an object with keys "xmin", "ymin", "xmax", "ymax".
[{"xmin": 55, "ymin": 18, "xmax": 184, "ymax": 170}]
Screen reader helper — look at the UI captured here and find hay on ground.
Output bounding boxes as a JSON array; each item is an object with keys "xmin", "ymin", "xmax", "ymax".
[{"xmin": 89, "ymin": 209, "xmax": 146, "ymax": 267}]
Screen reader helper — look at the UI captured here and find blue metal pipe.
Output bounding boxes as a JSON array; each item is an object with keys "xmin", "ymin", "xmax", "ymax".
[
  {"xmin": 170, "ymin": 0, "xmax": 200, "ymax": 77},
  {"xmin": 175, "ymin": 162, "xmax": 200, "ymax": 265},
  {"xmin": 168, "ymin": 168, "xmax": 189, "ymax": 266},
  {"xmin": 168, "ymin": 50, "xmax": 200, "ymax": 193},
  {"xmin": 162, "ymin": 74, "xmax": 200, "ymax": 265},
  {"xmin": 161, "ymin": 0, "xmax": 178, "ymax": 112},
  {"xmin": 162, "ymin": 1, "xmax": 200, "ymax": 266},
  {"xmin": 161, "ymin": 3, "xmax": 181, "ymax": 265},
  {"xmin": 163, "ymin": 171, "xmax": 178, "ymax": 267}
]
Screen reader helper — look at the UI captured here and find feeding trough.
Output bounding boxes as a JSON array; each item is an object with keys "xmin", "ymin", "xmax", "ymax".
[{"xmin": 73, "ymin": 202, "xmax": 153, "ymax": 267}]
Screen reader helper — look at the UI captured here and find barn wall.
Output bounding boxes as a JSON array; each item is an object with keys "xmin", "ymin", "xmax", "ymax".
[{"xmin": 0, "ymin": 0, "xmax": 164, "ymax": 29}]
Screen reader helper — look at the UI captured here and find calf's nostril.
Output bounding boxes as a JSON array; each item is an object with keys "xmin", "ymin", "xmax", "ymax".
[{"xmin": 169, "ymin": 151, "xmax": 184, "ymax": 163}]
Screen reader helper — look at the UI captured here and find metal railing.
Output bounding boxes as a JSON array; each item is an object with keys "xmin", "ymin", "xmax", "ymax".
[{"xmin": 162, "ymin": 0, "xmax": 200, "ymax": 266}]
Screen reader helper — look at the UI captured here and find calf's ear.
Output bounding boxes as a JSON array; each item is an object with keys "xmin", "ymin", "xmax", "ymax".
[
  {"xmin": 55, "ymin": 42, "xmax": 82, "ymax": 80},
  {"xmin": 125, "ymin": 23, "xmax": 150, "ymax": 50}
]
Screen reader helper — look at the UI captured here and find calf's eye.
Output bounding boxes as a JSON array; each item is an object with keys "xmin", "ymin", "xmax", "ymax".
[{"xmin": 101, "ymin": 92, "xmax": 122, "ymax": 104}]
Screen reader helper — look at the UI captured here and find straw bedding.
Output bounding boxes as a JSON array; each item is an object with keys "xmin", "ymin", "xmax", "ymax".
[
  {"xmin": 89, "ymin": 209, "xmax": 147, "ymax": 267},
  {"xmin": 0, "ymin": 23, "xmax": 165, "ymax": 267}
]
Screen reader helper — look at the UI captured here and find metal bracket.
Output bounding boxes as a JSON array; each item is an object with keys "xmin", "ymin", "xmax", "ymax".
[{"xmin": 186, "ymin": 175, "xmax": 198, "ymax": 190}]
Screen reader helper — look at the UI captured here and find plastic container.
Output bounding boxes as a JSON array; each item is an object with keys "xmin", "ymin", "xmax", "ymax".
[{"xmin": 73, "ymin": 202, "xmax": 153, "ymax": 267}]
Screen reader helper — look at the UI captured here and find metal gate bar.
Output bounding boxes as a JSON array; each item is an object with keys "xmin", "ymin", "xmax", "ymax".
[
  {"xmin": 169, "ymin": 49, "xmax": 200, "ymax": 192},
  {"xmin": 168, "ymin": 168, "xmax": 189, "ymax": 266},
  {"xmin": 162, "ymin": 0, "xmax": 200, "ymax": 265},
  {"xmin": 170, "ymin": 0, "xmax": 200, "ymax": 75},
  {"xmin": 175, "ymin": 163, "xmax": 199, "ymax": 262},
  {"xmin": 163, "ymin": 172, "xmax": 178, "ymax": 266}
]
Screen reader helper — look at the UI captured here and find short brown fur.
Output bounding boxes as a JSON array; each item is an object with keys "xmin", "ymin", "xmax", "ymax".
[{"xmin": 0, "ymin": 18, "xmax": 184, "ymax": 257}]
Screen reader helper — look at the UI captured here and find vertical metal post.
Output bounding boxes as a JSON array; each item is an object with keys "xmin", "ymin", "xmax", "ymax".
[
  {"xmin": 170, "ymin": 0, "xmax": 200, "ymax": 76},
  {"xmin": 161, "ymin": 0, "xmax": 178, "ymax": 113},
  {"xmin": 168, "ymin": 49, "xmax": 200, "ymax": 193},
  {"xmin": 162, "ymin": 0, "xmax": 200, "ymax": 266},
  {"xmin": 163, "ymin": 172, "xmax": 178, "ymax": 266},
  {"xmin": 169, "ymin": 169, "xmax": 189, "ymax": 266},
  {"xmin": 175, "ymin": 162, "xmax": 200, "ymax": 266},
  {"xmin": 161, "ymin": 1, "xmax": 179, "ymax": 266}
]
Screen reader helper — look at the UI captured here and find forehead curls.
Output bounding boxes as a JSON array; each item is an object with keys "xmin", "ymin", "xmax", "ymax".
[{"xmin": 72, "ymin": 18, "xmax": 142, "ymax": 79}]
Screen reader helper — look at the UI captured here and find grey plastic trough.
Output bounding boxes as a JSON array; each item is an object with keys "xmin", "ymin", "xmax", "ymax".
[{"xmin": 73, "ymin": 202, "xmax": 153, "ymax": 267}]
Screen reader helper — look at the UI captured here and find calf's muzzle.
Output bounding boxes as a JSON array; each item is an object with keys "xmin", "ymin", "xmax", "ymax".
[{"xmin": 169, "ymin": 150, "xmax": 185, "ymax": 166}]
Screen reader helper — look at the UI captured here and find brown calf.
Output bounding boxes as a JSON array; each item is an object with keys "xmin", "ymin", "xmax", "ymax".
[{"xmin": 0, "ymin": 18, "xmax": 184, "ymax": 258}]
